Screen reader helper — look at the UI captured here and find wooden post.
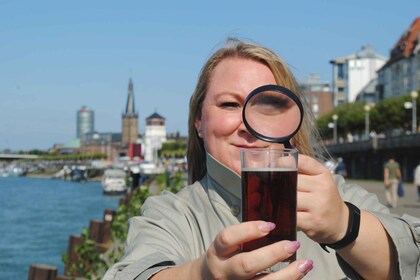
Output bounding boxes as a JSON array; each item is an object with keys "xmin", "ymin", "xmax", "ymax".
[
  {"xmin": 55, "ymin": 276, "xmax": 74, "ymax": 280},
  {"xmin": 119, "ymin": 196, "xmax": 129, "ymax": 206},
  {"xmin": 89, "ymin": 220, "xmax": 103, "ymax": 243},
  {"xmin": 103, "ymin": 209, "xmax": 116, "ymax": 222},
  {"xmin": 102, "ymin": 209, "xmax": 116, "ymax": 243},
  {"xmin": 64, "ymin": 235, "xmax": 83, "ymax": 275},
  {"xmin": 28, "ymin": 264, "xmax": 57, "ymax": 280}
]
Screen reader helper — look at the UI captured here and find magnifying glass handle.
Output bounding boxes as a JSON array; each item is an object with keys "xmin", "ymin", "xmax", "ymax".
[{"xmin": 284, "ymin": 141, "xmax": 292, "ymax": 149}]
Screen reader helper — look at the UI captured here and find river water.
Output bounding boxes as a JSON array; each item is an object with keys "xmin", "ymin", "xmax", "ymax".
[{"xmin": 0, "ymin": 176, "xmax": 120, "ymax": 279}]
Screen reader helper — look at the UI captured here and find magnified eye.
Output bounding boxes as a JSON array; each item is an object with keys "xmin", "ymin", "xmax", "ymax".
[
  {"xmin": 243, "ymin": 85, "xmax": 303, "ymax": 142},
  {"xmin": 249, "ymin": 92, "xmax": 292, "ymax": 115}
]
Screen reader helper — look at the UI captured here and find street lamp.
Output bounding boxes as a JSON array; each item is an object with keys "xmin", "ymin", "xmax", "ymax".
[
  {"xmin": 412, "ymin": 90, "xmax": 418, "ymax": 134},
  {"xmin": 364, "ymin": 104, "xmax": 370, "ymax": 139},
  {"xmin": 332, "ymin": 114, "xmax": 338, "ymax": 144}
]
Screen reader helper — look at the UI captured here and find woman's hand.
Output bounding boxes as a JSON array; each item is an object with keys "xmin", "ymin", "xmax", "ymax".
[
  {"xmin": 297, "ymin": 155, "xmax": 349, "ymax": 244},
  {"xmin": 153, "ymin": 221, "xmax": 313, "ymax": 280},
  {"xmin": 192, "ymin": 221, "xmax": 313, "ymax": 280}
]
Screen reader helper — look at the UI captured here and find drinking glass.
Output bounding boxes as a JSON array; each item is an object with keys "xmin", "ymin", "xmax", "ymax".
[{"xmin": 241, "ymin": 148, "xmax": 298, "ymax": 261}]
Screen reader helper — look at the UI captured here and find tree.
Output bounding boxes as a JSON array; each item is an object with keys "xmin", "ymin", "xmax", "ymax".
[
  {"xmin": 370, "ymin": 95, "xmax": 412, "ymax": 135},
  {"xmin": 159, "ymin": 140, "xmax": 187, "ymax": 158},
  {"xmin": 317, "ymin": 94, "xmax": 415, "ymax": 140}
]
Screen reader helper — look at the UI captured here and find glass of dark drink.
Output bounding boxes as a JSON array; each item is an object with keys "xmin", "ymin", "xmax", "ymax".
[{"xmin": 241, "ymin": 148, "xmax": 298, "ymax": 262}]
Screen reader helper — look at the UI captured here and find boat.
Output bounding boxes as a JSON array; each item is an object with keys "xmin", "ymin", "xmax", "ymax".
[
  {"xmin": 70, "ymin": 165, "xmax": 88, "ymax": 183},
  {"xmin": 101, "ymin": 169, "xmax": 127, "ymax": 195},
  {"xmin": 0, "ymin": 168, "xmax": 8, "ymax": 177},
  {"xmin": 0, "ymin": 166, "xmax": 27, "ymax": 177}
]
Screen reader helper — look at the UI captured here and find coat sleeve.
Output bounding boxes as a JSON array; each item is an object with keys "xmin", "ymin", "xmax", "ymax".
[
  {"xmin": 335, "ymin": 175, "xmax": 420, "ymax": 279},
  {"xmin": 102, "ymin": 191, "xmax": 200, "ymax": 280}
]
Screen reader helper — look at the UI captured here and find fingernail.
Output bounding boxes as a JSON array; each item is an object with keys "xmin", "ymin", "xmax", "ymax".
[
  {"xmin": 258, "ymin": 222, "xmax": 276, "ymax": 232},
  {"xmin": 298, "ymin": 259, "xmax": 313, "ymax": 274},
  {"xmin": 284, "ymin": 241, "xmax": 300, "ymax": 254}
]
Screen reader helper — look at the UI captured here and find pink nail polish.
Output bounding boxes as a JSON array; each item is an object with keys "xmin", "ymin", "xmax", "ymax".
[
  {"xmin": 258, "ymin": 222, "xmax": 276, "ymax": 232},
  {"xmin": 298, "ymin": 259, "xmax": 313, "ymax": 274},
  {"xmin": 284, "ymin": 241, "xmax": 300, "ymax": 254}
]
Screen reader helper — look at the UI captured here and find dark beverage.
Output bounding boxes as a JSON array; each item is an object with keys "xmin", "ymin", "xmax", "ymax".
[{"xmin": 242, "ymin": 168, "xmax": 297, "ymax": 261}]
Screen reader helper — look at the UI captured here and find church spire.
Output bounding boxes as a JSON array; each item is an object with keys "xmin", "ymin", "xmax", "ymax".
[
  {"xmin": 125, "ymin": 78, "xmax": 137, "ymax": 116},
  {"xmin": 122, "ymin": 77, "xmax": 139, "ymax": 146}
]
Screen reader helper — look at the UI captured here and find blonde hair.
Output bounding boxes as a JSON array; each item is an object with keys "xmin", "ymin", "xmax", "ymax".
[{"xmin": 187, "ymin": 38, "xmax": 324, "ymax": 183}]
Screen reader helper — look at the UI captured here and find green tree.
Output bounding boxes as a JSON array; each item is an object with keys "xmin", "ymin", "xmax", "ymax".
[
  {"xmin": 370, "ymin": 95, "xmax": 412, "ymax": 134},
  {"xmin": 317, "ymin": 93, "xmax": 417, "ymax": 140},
  {"xmin": 159, "ymin": 140, "xmax": 187, "ymax": 158}
]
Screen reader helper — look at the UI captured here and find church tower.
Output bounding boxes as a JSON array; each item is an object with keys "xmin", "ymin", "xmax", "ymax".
[{"xmin": 122, "ymin": 78, "xmax": 139, "ymax": 146}]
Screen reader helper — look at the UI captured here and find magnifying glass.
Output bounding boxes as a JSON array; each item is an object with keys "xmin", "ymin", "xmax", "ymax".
[{"xmin": 242, "ymin": 84, "xmax": 304, "ymax": 148}]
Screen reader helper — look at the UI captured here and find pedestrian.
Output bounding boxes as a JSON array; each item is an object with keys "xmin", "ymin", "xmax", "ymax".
[
  {"xmin": 104, "ymin": 38, "xmax": 420, "ymax": 279},
  {"xmin": 383, "ymin": 155, "xmax": 402, "ymax": 208},
  {"xmin": 414, "ymin": 161, "xmax": 420, "ymax": 201},
  {"xmin": 335, "ymin": 157, "xmax": 347, "ymax": 178}
]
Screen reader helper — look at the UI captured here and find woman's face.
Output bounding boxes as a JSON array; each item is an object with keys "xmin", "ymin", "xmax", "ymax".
[{"xmin": 195, "ymin": 57, "xmax": 284, "ymax": 175}]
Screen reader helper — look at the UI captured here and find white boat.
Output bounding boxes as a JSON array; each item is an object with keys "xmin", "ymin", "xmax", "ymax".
[
  {"xmin": 0, "ymin": 168, "xmax": 8, "ymax": 177},
  {"xmin": 101, "ymin": 169, "xmax": 127, "ymax": 195},
  {"xmin": 0, "ymin": 166, "xmax": 26, "ymax": 177}
]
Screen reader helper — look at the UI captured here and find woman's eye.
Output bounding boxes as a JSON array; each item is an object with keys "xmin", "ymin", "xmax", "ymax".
[{"xmin": 220, "ymin": 102, "xmax": 240, "ymax": 108}]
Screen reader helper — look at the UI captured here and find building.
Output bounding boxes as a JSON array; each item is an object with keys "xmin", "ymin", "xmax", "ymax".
[
  {"xmin": 330, "ymin": 45, "xmax": 387, "ymax": 106},
  {"xmin": 144, "ymin": 112, "xmax": 167, "ymax": 163},
  {"xmin": 70, "ymin": 78, "xmax": 174, "ymax": 162},
  {"xmin": 299, "ymin": 74, "xmax": 333, "ymax": 119},
  {"xmin": 121, "ymin": 78, "xmax": 139, "ymax": 146},
  {"xmin": 76, "ymin": 106, "xmax": 94, "ymax": 140},
  {"xmin": 354, "ymin": 78, "xmax": 378, "ymax": 104},
  {"xmin": 377, "ymin": 17, "xmax": 420, "ymax": 99},
  {"xmin": 76, "ymin": 78, "xmax": 141, "ymax": 161},
  {"xmin": 80, "ymin": 132, "xmax": 121, "ymax": 160}
]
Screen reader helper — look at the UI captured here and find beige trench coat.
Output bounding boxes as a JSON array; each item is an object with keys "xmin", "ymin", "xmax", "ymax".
[{"xmin": 104, "ymin": 154, "xmax": 420, "ymax": 280}]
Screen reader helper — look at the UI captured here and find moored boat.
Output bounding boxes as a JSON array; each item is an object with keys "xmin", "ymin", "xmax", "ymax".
[{"xmin": 101, "ymin": 169, "xmax": 127, "ymax": 195}]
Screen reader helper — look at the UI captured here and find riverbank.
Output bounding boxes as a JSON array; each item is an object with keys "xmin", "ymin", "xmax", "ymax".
[
  {"xmin": 0, "ymin": 176, "xmax": 120, "ymax": 279},
  {"xmin": 25, "ymin": 169, "xmax": 102, "ymax": 181},
  {"xmin": 1, "ymin": 158, "xmax": 110, "ymax": 181}
]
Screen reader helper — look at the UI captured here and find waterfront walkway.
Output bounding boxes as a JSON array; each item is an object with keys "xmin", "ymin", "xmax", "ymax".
[{"xmin": 347, "ymin": 179, "xmax": 420, "ymax": 218}]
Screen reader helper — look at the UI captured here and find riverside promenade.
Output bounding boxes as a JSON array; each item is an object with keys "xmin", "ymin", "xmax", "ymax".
[{"xmin": 347, "ymin": 179, "xmax": 420, "ymax": 218}]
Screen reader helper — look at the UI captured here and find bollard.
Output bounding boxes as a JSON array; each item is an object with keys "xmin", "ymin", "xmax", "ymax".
[
  {"xmin": 89, "ymin": 220, "xmax": 104, "ymax": 243},
  {"xmin": 102, "ymin": 209, "xmax": 116, "ymax": 243},
  {"xmin": 64, "ymin": 235, "xmax": 83, "ymax": 275},
  {"xmin": 103, "ymin": 209, "xmax": 116, "ymax": 223},
  {"xmin": 118, "ymin": 196, "xmax": 129, "ymax": 206},
  {"xmin": 88, "ymin": 209, "xmax": 118, "ymax": 253},
  {"xmin": 55, "ymin": 276, "xmax": 74, "ymax": 280},
  {"xmin": 28, "ymin": 264, "xmax": 57, "ymax": 280}
]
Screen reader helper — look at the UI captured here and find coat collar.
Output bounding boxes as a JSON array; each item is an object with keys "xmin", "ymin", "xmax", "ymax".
[{"xmin": 206, "ymin": 152, "xmax": 241, "ymax": 200}]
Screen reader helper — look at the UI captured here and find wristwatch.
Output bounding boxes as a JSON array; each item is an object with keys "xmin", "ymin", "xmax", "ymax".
[{"xmin": 320, "ymin": 201, "xmax": 361, "ymax": 253}]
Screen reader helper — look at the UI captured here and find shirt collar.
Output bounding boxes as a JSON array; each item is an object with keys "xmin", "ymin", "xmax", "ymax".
[{"xmin": 206, "ymin": 152, "xmax": 241, "ymax": 200}]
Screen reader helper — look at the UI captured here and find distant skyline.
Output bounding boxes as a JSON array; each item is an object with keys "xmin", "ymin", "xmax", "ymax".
[{"xmin": 0, "ymin": 1, "xmax": 418, "ymax": 151}]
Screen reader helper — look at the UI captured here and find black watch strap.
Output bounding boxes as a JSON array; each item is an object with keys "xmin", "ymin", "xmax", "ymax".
[{"xmin": 320, "ymin": 201, "xmax": 361, "ymax": 253}]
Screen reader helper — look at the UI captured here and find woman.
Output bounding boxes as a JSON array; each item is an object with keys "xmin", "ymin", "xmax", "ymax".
[
  {"xmin": 383, "ymin": 156, "xmax": 402, "ymax": 208},
  {"xmin": 104, "ymin": 39, "xmax": 420, "ymax": 279}
]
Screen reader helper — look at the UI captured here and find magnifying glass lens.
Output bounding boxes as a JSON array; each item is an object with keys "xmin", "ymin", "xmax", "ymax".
[{"xmin": 244, "ymin": 90, "xmax": 301, "ymax": 139}]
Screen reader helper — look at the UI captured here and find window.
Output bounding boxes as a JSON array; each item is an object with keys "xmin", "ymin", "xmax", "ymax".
[{"xmin": 337, "ymin": 64, "xmax": 344, "ymax": 79}]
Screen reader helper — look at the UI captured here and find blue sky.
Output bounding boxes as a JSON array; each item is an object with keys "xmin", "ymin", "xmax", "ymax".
[{"xmin": 0, "ymin": 0, "xmax": 418, "ymax": 151}]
